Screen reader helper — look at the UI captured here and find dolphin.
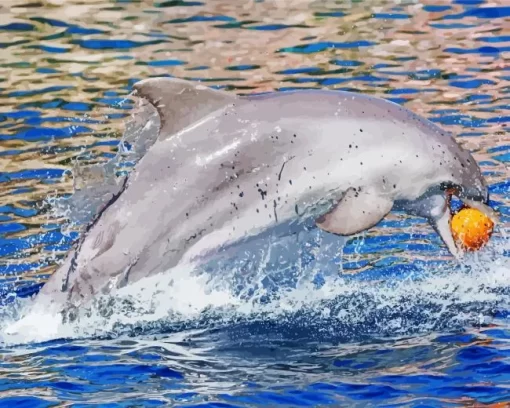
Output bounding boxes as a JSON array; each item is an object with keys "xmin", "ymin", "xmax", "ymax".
[{"xmin": 28, "ymin": 77, "xmax": 497, "ymax": 313}]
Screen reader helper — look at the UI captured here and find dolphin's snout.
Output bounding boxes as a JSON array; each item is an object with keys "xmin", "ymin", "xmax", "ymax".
[
  {"xmin": 459, "ymin": 183, "xmax": 488, "ymax": 203},
  {"xmin": 456, "ymin": 183, "xmax": 498, "ymax": 223}
]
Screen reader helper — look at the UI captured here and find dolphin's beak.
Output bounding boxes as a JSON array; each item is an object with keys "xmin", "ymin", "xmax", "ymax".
[
  {"xmin": 430, "ymin": 189, "xmax": 498, "ymax": 260},
  {"xmin": 429, "ymin": 207, "xmax": 463, "ymax": 260}
]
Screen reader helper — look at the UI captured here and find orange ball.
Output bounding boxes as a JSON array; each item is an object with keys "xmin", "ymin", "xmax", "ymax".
[{"xmin": 451, "ymin": 207, "xmax": 494, "ymax": 251}]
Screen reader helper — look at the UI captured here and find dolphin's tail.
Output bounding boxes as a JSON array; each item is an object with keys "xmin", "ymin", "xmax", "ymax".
[{"xmin": 132, "ymin": 77, "xmax": 238, "ymax": 140}]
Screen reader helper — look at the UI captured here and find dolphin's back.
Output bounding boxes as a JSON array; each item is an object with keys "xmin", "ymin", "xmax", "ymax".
[
  {"xmin": 242, "ymin": 90, "xmax": 449, "ymax": 144},
  {"xmin": 133, "ymin": 78, "xmax": 449, "ymax": 146}
]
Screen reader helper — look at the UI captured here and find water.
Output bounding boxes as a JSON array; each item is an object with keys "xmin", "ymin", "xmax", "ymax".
[{"xmin": 0, "ymin": 0, "xmax": 509, "ymax": 405}]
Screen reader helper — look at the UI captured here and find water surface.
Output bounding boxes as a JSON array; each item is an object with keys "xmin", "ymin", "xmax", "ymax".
[{"xmin": 0, "ymin": 0, "xmax": 509, "ymax": 406}]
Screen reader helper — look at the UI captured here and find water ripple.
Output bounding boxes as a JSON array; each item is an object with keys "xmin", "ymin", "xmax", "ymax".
[{"xmin": 0, "ymin": 0, "xmax": 509, "ymax": 406}]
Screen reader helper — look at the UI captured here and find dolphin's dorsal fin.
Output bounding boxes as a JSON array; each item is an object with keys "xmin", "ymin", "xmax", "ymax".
[{"xmin": 132, "ymin": 77, "xmax": 237, "ymax": 139}]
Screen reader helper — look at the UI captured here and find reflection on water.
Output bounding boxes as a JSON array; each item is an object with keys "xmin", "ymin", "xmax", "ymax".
[{"xmin": 0, "ymin": 0, "xmax": 509, "ymax": 405}]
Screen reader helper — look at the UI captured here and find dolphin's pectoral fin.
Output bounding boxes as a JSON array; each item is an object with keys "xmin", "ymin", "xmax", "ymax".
[
  {"xmin": 316, "ymin": 187, "xmax": 393, "ymax": 236},
  {"xmin": 132, "ymin": 77, "xmax": 237, "ymax": 140}
]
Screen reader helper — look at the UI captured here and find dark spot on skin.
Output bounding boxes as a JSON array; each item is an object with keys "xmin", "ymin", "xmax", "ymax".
[
  {"xmin": 293, "ymin": 134, "xmax": 297, "ymax": 138},
  {"xmin": 278, "ymin": 156, "xmax": 295, "ymax": 181},
  {"xmin": 258, "ymin": 188, "xmax": 267, "ymax": 200},
  {"xmin": 186, "ymin": 213, "xmax": 189, "ymax": 217},
  {"xmin": 289, "ymin": 180, "xmax": 293, "ymax": 185},
  {"xmin": 360, "ymin": 162, "xmax": 363, "ymax": 165},
  {"xmin": 185, "ymin": 228, "xmax": 206, "ymax": 243},
  {"xmin": 416, "ymin": 155, "xmax": 419, "ymax": 158},
  {"xmin": 360, "ymin": 129, "xmax": 363, "ymax": 132},
  {"xmin": 273, "ymin": 200, "xmax": 278, "ymax": 222},
  {"xmin": 295, "ymin": 204, "xmax": 299, "ymax": 215},
  {"xmin": 256, "ymin": 209, "xmax": 259, "ymax": 213},
  {"xmin": 393, "ymin": 184, "xmax": 397, "ymax": 189},
  {"xmin": 349, "ymin": 144, "xmax": 352, "ymax": 148},
  {"xmin": 303, "ymin": 167, "xmax": 307, "ymax": 171}
]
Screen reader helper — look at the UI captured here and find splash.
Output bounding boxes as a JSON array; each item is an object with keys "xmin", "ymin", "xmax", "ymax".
[
  {"xmin": 49, "ymin": 98, "xmax": 160, "ymax": 231},
  {"xmin": 1, "ymin": 227, "xmax": 509, "ymax": 346}
]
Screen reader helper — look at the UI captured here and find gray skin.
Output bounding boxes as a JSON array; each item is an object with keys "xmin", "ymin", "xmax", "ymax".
[{"xmin": 33, "ymin": 77, "xmax": 497, "ymax": 311}]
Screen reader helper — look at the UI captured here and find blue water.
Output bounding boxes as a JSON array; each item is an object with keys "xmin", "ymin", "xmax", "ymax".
[{"xmin": 0, "ymin": 0, "xmax": 509, "ymax": 406}]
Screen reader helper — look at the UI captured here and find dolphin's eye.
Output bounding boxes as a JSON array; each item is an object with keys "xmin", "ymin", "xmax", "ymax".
[
  {"xmin": 440, "ymin": 181, "xmax": 455, "ymax": 191},
  {"xmin": 440, "ymin": 181, "xmax": 460, "ymax": 195}
]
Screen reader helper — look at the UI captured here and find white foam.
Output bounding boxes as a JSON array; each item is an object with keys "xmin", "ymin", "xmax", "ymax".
[{"xmin": 1, "ymin": 232, "xmax": 509, "ymax": 346}]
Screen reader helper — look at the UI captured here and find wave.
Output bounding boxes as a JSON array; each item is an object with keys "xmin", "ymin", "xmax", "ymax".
[{"xmin": 1, "ymin": 229, "xmax": 508, "ymax": 346}]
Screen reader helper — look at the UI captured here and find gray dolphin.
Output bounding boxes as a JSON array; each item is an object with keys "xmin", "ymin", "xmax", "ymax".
[{"xmin": 31, "ymin": 77, "xmax": 498, "ymax": 312}]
